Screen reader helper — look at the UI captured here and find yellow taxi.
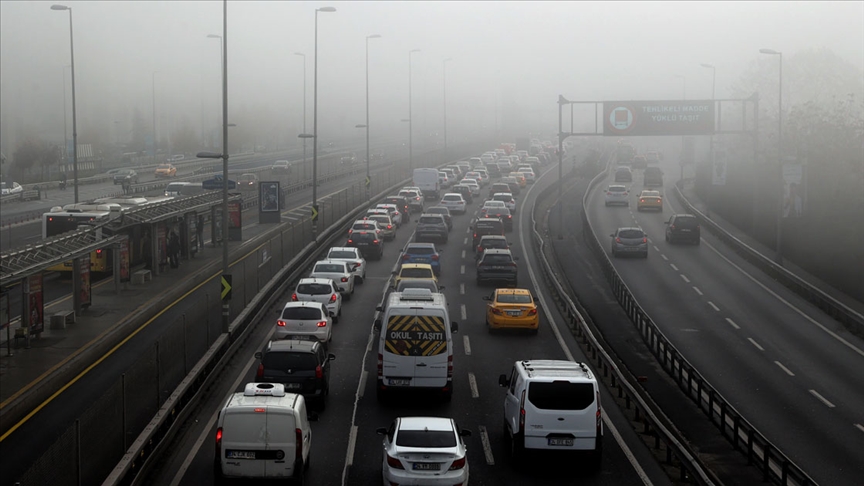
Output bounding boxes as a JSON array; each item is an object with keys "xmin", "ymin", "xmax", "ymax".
[
  {"xmin": 637, "ymin": 190, "xmax": 663, "ymax": 212},
  {"xmin": 509, "ymin": 172, "xmax": 527, "ymax": 188},
  {"xmin": 392, "ymin": 263, "xmax": 438, "ymax": 289},
  {"xmin": 154, "ymin": 163, "xmax": 177, "ymax": 178},
  {"xmin": 484, "ymin": 288, "xmax": 539, "ymax": 333}
]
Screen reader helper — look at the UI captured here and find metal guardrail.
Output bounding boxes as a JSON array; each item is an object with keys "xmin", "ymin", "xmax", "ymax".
[
  {"xmin": 0, "ymin": 190, "xmax": 40, "ymax": 204},
  {"xmin": 672, "ymin": 181, "xmax": 864, "ymax": 338},
  {"xmin": 580, "ymin": 158, "xmax": 817, "ymax": 485}
]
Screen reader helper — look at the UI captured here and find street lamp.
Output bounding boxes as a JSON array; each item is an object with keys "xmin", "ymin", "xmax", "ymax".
[
  {"xmin": 152, "ymin": 71, "xmax": 159, "ymax": 160},
  {"xmin": 62, "ymin": 65, "xmax": 70, "ymax": 167},
  {"xmin": 51, "ymin": 4, "xmax": 78, "ymax": 203},
  {"xmin": 760, "ymin": 48, "xmax": 784, "ymax": 264},
  {"xmin": 407, "ymin": 49, "xmax": 421, "ymax": 172},
  {"xmin": 294, "ymin": 52, "xmax": 307, "ymax": 179},
  {"xmin": 207, "ymin": 34, "xmax": 223, "ymax": 150},
  {"xmin": 311, "ymin": 6, "xmax": 336, "ymax": 229},
  {"xmin": 674, "ymin": 74, "xmax": 686, "ymax": 99},
  {"xmin": 701, "ymin": 63, "xmax": 716, "ymax": 217},
  {"xmin": 363, "ymin": 34, "xmax": 381, "ymax": 200},
  {"xmin": 443, "ymin": 58, "xmax": 452, "ymax": 162}
]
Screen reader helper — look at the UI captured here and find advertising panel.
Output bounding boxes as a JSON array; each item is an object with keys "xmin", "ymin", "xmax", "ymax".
[
  {"xmin": 782, "ymin": 163, "xmax": 806, "ymax": 218},
  {"xmin": 228, "ymin": 201, "xmax": 242, "ymax": 241},
  {"xmin": 604, "ymin": 100, "xmax": 715, "ymax": 136},
  {"xmin": 79, "ymin": 256, "xmax": 92, "ymax": 308},
  {"xmin": 119, "ymin": 240, "xmax": 131, "ymax": 282},
  {"xmin": 260, "ymin": 182, "xmax": 280, "ymax": 212},
  {"xmin": 27, "ymin": 274, "xmax": 44, "ymax": 334}
]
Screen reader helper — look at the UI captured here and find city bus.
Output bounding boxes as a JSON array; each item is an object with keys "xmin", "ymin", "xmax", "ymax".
[{"xmin": 43, "ymin": 203, "xmax": 123, "ymax": 273}]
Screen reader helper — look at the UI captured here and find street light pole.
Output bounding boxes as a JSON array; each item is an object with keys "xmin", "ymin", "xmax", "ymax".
[
  {"xmin": 294, "ymin": 52, "xmax": 307, "ymax": 180},
  {"xmin": 443, "ymin": 58, "xmax": 452, "ymax": 162},
  {"xmin": 364, "ymin": 34, "xmax": 381, "ymax": 200},
  {"xmin": 62, "ymin": 65, "xmax": 69, "ymax": 167},
  {"xmin": 207, "ymin": 34, "xmax": 223, "ymax": 150},
  {"xmin": 51, "ymin": 4, "xmax": 78, "ymax": 203},
  {"xmin": 701, "ymin": 63, "xmax": 716, "ymax": 218},
  {"xmin": 152, "ymin": 71, "xmax": 158, "ymax": 161},
  {"xmin": 219, "ymin": 0, "xmax": 230, "ymax": 332},
  {"xmin": 408, "ymin": 49, "xmax": 420, "ymax": 172},
  {"xmin": 312, "ymin": 6, "xmax": 336, "ymax": 230},
  {"xmin": 760, "ymin": 48, "xmax": 784, "ymax": 264}
]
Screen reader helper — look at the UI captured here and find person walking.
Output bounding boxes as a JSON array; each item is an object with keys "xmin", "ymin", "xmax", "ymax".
[
  {"xmin": 168, "ymin": 230, "xmax": 180, "ymax": 269},
  {"xmin": 197, "ymin": 215, "xmax": 205, "ymax": 250}
]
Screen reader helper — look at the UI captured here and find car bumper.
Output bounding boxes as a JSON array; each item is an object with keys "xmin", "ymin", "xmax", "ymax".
[
  {"xmin": 488, "ymin": 315, "xmax": 539, "ymax": 329},
  {"xmin": 274, "ymin": 328, "xmax": 329, "ymax": 343},
  {"xmin": 383, "ymin": 465, "xmax": 468, "ymax": 486}
]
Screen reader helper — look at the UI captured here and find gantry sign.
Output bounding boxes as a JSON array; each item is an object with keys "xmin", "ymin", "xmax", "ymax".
[{"xmin": 603, "ymin": 100, "xmax": 715, "ymax": 136}]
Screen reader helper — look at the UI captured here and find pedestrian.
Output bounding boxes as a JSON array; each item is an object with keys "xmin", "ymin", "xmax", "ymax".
[
  {"xmin": 168, "ymin": 230, "xmax": 180, "ymax": 269},
  {"xmin": 197, "ymin": 215, "xmax": 205, "ymax": 250},
  {"xmin": 60, "ymin": 172, "xmax": 67, "ymax": 191},
  {"xmin": 121, "ymin": 179, "xmax": 130, "ymax": 195}
]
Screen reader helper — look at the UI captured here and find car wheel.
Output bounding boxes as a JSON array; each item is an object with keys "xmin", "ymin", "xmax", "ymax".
[
  {"xmin": 344, "ymin": 291, "xmax": 352, "ymax": 301},
  {"xmin": 665, "ymin": 233, "xmax": 670, "ymax": 243},
  {"xmin": 530, "ymin": 327, "xmax": 539, "ymax": 335},
  {"xmin": 293, "ymin": 460, "xmax": 306, "ymax": 485},
  {"xmin": 357, "ymin": 275, "xmax": 364, "ymax": 285}
]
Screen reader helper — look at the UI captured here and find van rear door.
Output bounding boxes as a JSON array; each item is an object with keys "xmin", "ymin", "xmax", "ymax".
[
  {"xmin": 221, "ymin": 409, "xmax": 267, "ymax": 478},
  {"xmin": 524, "ymin": 381, "xmax": 597, "ymax": 449},
  {"xmin": 263, "ymin": 408, "xmax": 296, "ymax": 478},
  {"xmin": 382, "ymin": 314, "xmax": 417, "ymax": 386},
  {"xmin": 406, "ymin": 314, "xmax": 449, "ymax": 387}
]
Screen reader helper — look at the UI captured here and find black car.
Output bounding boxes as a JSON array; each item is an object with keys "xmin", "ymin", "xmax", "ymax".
[
  {"xmin": 254, "ymin": 339, "xmax": 335, "ymax": 410},
  {"xmin": 476, "ymin": 249, "xmax": 518, "ymax": 286},
  {"xmin": 475, "ymin": 235, "xmax": 510, "ymax": 258},
  {"xmin": 480, "ymin": 206, "xmax": 512, "ymax": 232},
  {"xmin": 415, "ymin": 214, "xmax": 449, "ymax": 244},
  {"xmin": 450, "ymin": 184, "xmax": 474, "ymax": 204},
  {"xmin": 383, "ymin": 195, "xmax": 412, "ymax": 222},
  {"xmin": 665, "ymin": 214, "xmax": 701, "ymax": 245},
  {"xmin": 425, "ymin": 206, "xmax": 453, "ymax": 231},
  {"xmin": 472, "ymin": 217, "xmax": 505, "ymax": 249},
  {"xmin": 347, "ymin": 230, "xmax": 384, "ymax": 260},
  {"xmin": 112, "ymin": 169, "xmax": 139, "ymax": 185}
]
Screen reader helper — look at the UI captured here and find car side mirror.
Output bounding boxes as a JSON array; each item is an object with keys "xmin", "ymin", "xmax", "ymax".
[
  {"xmin": 376, "ymin": 427, "xmax": 387, "ymax": 436},
  {"xmin": 451, "ymin": 321, "xmax": 459, "ymax": 333},
  {"xmin": 254, "ymin": 352, "xmax": 262, "ymax": 359},
  {"xmin": 498, "ymin": 374, "xmax": 510, "ymax": 387},
  {"xmin": 328, "ymin": 353, "xmax": 336, "ymax": 361},
  {"xmin": 329, "ymin": 311, "xmax": 336, "ymax": 318},
  {"xmin": 374, "ymin": 318, "xmax": 382, "ymax": 331},
  {"xmin": 375, "ymin": 305, "xmax": 384, "ymax": 312},
  {"xmin": 664, "ymin": 221, "xmax": 670, "ymax": 225},
  {"xmin": 609, "ymin": 233, "xmax": 615, "ymax": 237},
  {"xmin": 438, "ymin": 286, "xmax": 445, "ymax": 291},
  {"xmin": 460, "ymin": 429, "xmax": 472, "ymax": 437},
  {"xmin": 483, "ymin": 296, "xmax": 491, "ymax": 301}
]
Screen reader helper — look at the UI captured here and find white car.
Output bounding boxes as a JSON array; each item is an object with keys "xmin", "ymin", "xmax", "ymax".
[
  {"xmin": 1, "ymin": 181, "xmax": 23, "ymax": 195},
  {"xmin": 491, "ymin": 192, "xmax": 516, "ymax": 213},
  {"xmin": 271, "ymin": 160, "xmax": 292, "ymax": 171},
  {"xmin": 276, "ymin": 301, "xmax": 332, "ymax": 342},
  {"xmin": 310, "ymin": 260, "xmax": 355, "ymax": 300},
  {"xmin": 517, "ymin": 168, "xmax": 536, "ymax": 183},
  {"xmin": 480, "ymin": 200, "xmax": 507, "ymax": 218},
  {"xmin": 376, "ymin": 203, "xmax": 403, "ymax": 226},
  {"xmin": 459, "ymin": 179, "xmax": 481, "ymax": 197},
  {"xmin": 292, "ymin": 277, "xmax": 343, "ymax": 321},
  {"xmin": 348, "ymin": 219, "xmax": 381, "ymax": 237},
  {"xmin": 604, "ymin": 184, "xmax": 630, "ymax": 206},
  {"xmin": 377, "ymin": 417, "xmax": 471, "ymax": 486},
  {"xmin": 463, "ymin": 171, "xmax": 485, "ymax": 187},
  {"xmin": 325, "ymin": 247, "xmax": 367, "ymax": 283},
  {"xmin": 439, "ymin": 193, "xmax": 467, "ymax": 215}
]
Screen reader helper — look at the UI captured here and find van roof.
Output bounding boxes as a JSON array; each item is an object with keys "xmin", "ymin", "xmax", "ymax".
[
  {"xmin": 517, "ymin": 360, "xmax": 595, "ymax": 381},
  {"xmin": 387, "ymin": 290, "xmax": 447, "ymax": 307}
]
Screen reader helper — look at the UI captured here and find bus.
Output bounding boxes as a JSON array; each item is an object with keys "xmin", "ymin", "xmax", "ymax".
[{"xmin": 43, "ymin": 203, "xmax": 123, "ymax": 273}]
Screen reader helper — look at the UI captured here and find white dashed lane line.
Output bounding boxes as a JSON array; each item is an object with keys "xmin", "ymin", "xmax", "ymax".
[
  {"xmin": 460, "ymin": 265, "xmax": 465, "ymax": 275},
  {"xmin": 680, "ymin": 274, "xmax": 690, "ymax": 283},
  {"xmin": 661, "ymin": 254, "xmax": 668, "ymax": 261},
  {"xmin": 692, "ymin": 286, "xmax": 703, "ymax": 296},
  {"xmin": 463, "ymin": 237, "xmax": 468, "ymax": 245},
  {"xmin": 748, "ymin": 338, "xmax": 765, "ymax": 351},
  {"xmin": 460, "ymin": 304, "xmax": 467, "ymax": 320},
  {"xmin": 463, "ymin": 335, "xmax": 471, "ymax": 355},
  {"xmin": 775, "ymin": 361, "xmax": 795, "ymax": 376},
  {"xmin": 708, "ymin": 301, "xmax": 720, "ymax": 312},
  {"xmin": 855, "ymin": 424, "xmax": 864, "ymax": 434},
  {"xmin": 478, "ymin": 425, "xmax": 495, "ymax": 465},
  {"xmin": 670, "ymin": 263, "xmax": 679, "ymax": 271},
  {"xmin": 725, "ymin": 318, "xmax": 741, "ymax": 330},
  {"xmin": 468, "ymin": 373, "xmax": 479, "ymax": 398},
  {"xmin": 461, "ymin": 250, "xmax": 466, "ymax": 259},
  {"xmin": 459, "ymin": 283, "xmax": 465, "ymax": 295},
  {"xmin": 809, "ymin": 389, "xmax": 836, "ymax": 408}
]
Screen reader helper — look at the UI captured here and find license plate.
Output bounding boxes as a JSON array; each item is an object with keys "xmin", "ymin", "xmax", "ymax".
[
  {"xmin": 389, "ymin": 379, "xmax": 411, "ymax": 386},
  {"xmin": 227, "ymin": 450, "xmax": 257, "ymax": 459},
  {"xmin": 412, "ymin": 462, "xmax": 441, "ymax": 471},
  {"xmin": 284, "ymin": 383, "xmax": 301, "ymax": 389},
  {"xmin": 290, "ymin": 335, "xmax": 308, "ymax": 340},
  {"xmin": 507, "ymin": 310, "xmax": 522, "ymax": 316},
  {"xmin": 548, "ymin": 438, "xmax": 574, "ymax": 446}
]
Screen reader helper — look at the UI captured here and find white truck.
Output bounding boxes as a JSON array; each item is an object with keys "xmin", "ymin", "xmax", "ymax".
[{"xmin": 413, "ymin": 168, "xmax": 441, "ymax": 200}]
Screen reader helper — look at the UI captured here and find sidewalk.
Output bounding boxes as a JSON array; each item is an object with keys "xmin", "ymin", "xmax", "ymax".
[{"xmin": 677, "ymin": 178, "xmax": 864, "ymax": 317}]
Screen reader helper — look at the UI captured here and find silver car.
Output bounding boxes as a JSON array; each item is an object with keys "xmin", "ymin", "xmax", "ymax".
[
  {"xmin": 275, "ymin": 301, "xmax": 332, "ymax": 343},
  {"xmin": 292, "ymin": 278, "xmax": 342, "ymax": 322},
  {"xmin": 604, "ymin": 185, "xmax": 630, "ymax": 207},
  {"xmin": 310, "ymin": 260, "xmax": 356, "ymax": 299},
  {"xmin": 610, "ymin": 227, "xmax": 648, "ymax": 258},
  {"xmin": 325, "ymin": 247, "xmax": 367, "ymax": 283}
]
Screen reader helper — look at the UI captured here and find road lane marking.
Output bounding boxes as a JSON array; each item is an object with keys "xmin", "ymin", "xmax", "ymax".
[
  {"xmin": 346, "ymin": 425, "xmax": 359, "ymax": 466},
  {"xmin": 461, "ymin": 250, "xmax": 466, "ymax": 259},
  {"xmin": 653, "ymin": 245, "xmax": 659, "ymax": 251},
  {"xmin": 747, "ymin": 338, "xmax": 764, "ymax": 351},
  {"xmin": 708, "ymin": 301, "xmax": 720, "ymax": 312},
  {"xmin": 661, "ymin": 254, "xmax": 668, "ymax": 261},
  {"xmin": 478, "ymin": 425, "xmax": 495, "ymax": 465},
  {"xmin": 855, "ymin": 424, "xmax": 864, "ymax": 433},
  {"xmin": 809, "ymin": 389, "xmax": 836, "ymax": 408},
  {"xmin": 692, "ymin": 286, "xmax": 703, "ymax": 296},
  {"xmin": 775, "ymin": 361, "xmax": 795, "ymax": 376},
  {"xmin": 725, "ymin": 318, "xmax": 741, "ymax": 330},
  {"xmin": 680, "ymin": 274, "xmax": 690, "ymax": 283},
  {"xmin": 460, "ymin": 304, "xmax": 467, "ymax": 320},
  {"xmin": 358, "ymin": 370, "xmax": 369, "ymax": 398},
  {"xmin": 670, "ymin": 263, "xmax": 679, "ymax": 271},
  {"xmin": 460, "ymin": 283, "xmax": 465, "ymax": 295},
  {"xmin": 468, "ymin": 373, "xmax": 479, "ymax": 398},
  {"xmin": 460, "ymin": 265, "xmax": 465, "ymax": 274},
  {"xmin": 342, "ymin": 330, "xmax": 377, "ymax": 485},
  {"xmin": 463, "ymin": 335, "xmax": 472, "ymax": 355}
]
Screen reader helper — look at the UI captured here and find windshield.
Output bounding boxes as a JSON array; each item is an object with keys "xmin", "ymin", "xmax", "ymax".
[{"xmin": 401, "ymin": 268, "xmax": 432, "ymax": 278}]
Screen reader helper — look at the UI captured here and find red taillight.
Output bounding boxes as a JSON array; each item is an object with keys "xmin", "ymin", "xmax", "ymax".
[
  {"xmin": 402, "ymin": 254, "xmax": 410, "ymax": 261},
  {"xmin": 373, "ymin": 239, "xmax": 380, "ymax": 244},
  {"xmin": 330, "ymin": 293, "xmax": 337, "ymax": 303},
  {"xmin": 528, "ymin": 308, "xmax": 538, "ymax": 315},
  {"xmin": 507, "ymin": 215, "xmax": 512, "ymax": 219},
  {"xmin": 317, "ymin": 320, "xmax": 327, "ymax": 327},
  {"xmin": 277, "ymin": 320, "xmax": 287, "ymax": 327},
  {"xmin": 348, "ymin": 229, "xmax": 353, "ymax": 234},
  {"xmin": 387, "ymin": 225, "xmax": 392, "ymax": 229},
  {"xmin": 315, "ymin": 365, "xmax": 323, "ymax": 379},
  {"xmin": 95, "ymin": 249, "xmax": 103, "ymax": 255},
  {"xmin": 643, "ymin": 237, "xmax": 648, "ymax": 243},
  {"xmin": 341, "ymin": 277, "xmax": 348, "ymax": 282},
  {"xmin": 292, "ymin": 293, "xmax": 298, "ymax": 301},
  {"xmin": 450, "ymin": 457, "xmax": 466, "ymax": 470},
  {"xmin": 347, "ymin": 239, "xmax": 354, "ymax": 244},
  {"xmin": 491, "ymin": 307, "xmax": 504, "ymax": 315},
  {"xmin": 215, "ymin": 427, "xmax": 223, "ymax": 457},
  {"xmin": 519, "ymin": 390, "xmax": 526, "ymax": 433},
  {"xmin": 386, "ymin": 454, "xmax": 404, "ymax": 469},
  {"xmin": 256, "ymin": 364, "xmax": 264, "ymax": 378},
  {"xmin": 431, "ymin": 254, "xmax": 439, "ymax": 261},
  {"xmin": 670, "ymin": 224, "xmax": 676, "ymax": 230},
  {"xmin": 640, "ymin": 199, "xmax": 645, "ymax": 203},
  {"xmin": 377, "ymin": 353, "xmax": 383, "ymax": 378},
  {"xmin": 296, "ymin": 429, "xmax": 303, "ymax": 462},
  {"xmin": 615, "ymin": 237, "xmax": 621, "ymax": 243},
  {"xmin": 477, "ymin": 246, "xmax": 483, "ymax": 253},
  {"xmin": 447, "ymin": 354, "xmax": 453, "ymax": 378}
]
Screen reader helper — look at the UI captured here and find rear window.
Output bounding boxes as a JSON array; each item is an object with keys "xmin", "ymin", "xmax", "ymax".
[
  {"xmin": 353, "ymin": 222, "xmax": 376, "ymax": 230},
  {"xmin": 476, "ymin": 222, "xmax": 503, "ymax": 232},
  {"xmin": 401, "ymin": 268, "xmax": 433, "ymax": 278},
  {"xmin": 528, "ymin": 382, "xmax": 595, "ymax": 410},
  {"xmin": 419, "ymin": 216, "xmax": 443, "ymax": 224},
  {"xmin": 442, "ymin": 195, "xmax": 461, "ymax": 201},
  {"xmin": 297, "ymin": 283, "xmax": 332, "ymax": 295},
  {"xmin": 608, "ymin": 186, "xmax": 626, "ymax": 193},
  {"xmin": 497, "ymin": 294, "xmax": 531, "ymax": 304},
  {"xmin": 482, "ymin": 254, "xmax": 513, "ymax": 264},
  {"xmin": 262, "ymin": 351, "xmax": 318, "ymax": 370},
  {"xmin": 406, "ymin": 246, "xmax": 435, "ymax": 255},
  {"xmin": 618, "ymin": 230, "xmax": 644, "ymax": 239},
  {"xmin": 328, "ymin": 250, "xmax": 355, "ymax": 259},
  {"xmin": 281, "ymin": 306, "xmax": 323, "ymax": 320},
  {"xmin": 314, "ymin": 264, "xmax": 345, "ymax": 273},
  {"xmin": 674, "ymin": 217, "xmax": 698, "ymax": 228},
  {"xmin": 483, "ymin": 240, "xmax": 508, "ymax": 249},
  {"xmin": 396, "ymin": 430, "xmax": 456, "ymax": 448},
  {"xmin": 222, "ymin": 412, "xmax": 294, "ymax": 443},
  {"xmin": 369, "ymin": 215, "xmax": 389, "ymax": 225}
]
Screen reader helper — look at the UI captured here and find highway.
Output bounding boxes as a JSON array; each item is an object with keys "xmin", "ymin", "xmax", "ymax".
[{"xmin": 142, "ymin": 156, "xmax": 676, "ymax": 486}]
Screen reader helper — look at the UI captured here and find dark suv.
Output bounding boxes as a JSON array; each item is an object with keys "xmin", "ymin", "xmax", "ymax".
[
  {"xmin": 113, "ymin": 169, "xmax": 139, "ymax": 185},
  {"xmin": 383, "ymin": 195, "xmax": 412, "ymax": 222},
  {"xmin": 347, "ymin": 230, "xmax": 384, "ymax": 260},
  {"xmin": 665, "ymin": 214, "xmax": 701, "ymax": 245},
  {"xmin": 476, "ymin": 249, "xmax": 519, "ymax": 286},
  {"xmin": 472, "ymin": 217, "xmax": 505, "ymax": 250},
  {"xmin": 254, "ymin": 339, "xmax": 335, "ymax": 410},
  {"xmin": 415, "ymin": 214, "xmax": 449, "ymax": 244}
]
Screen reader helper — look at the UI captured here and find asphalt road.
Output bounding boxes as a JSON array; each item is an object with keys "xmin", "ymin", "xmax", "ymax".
[{"xmin": 142, "ymin": 157, "xmax": 676, "ymax": 486}]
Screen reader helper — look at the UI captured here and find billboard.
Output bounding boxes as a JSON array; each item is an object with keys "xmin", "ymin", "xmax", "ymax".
[
  {"xmin": 782, "ymin": 163, "xmax": 806, "ymax": 218},
  {"xmin": 604, "ymin": 100, "xmax": 715, "ymax": 136}
]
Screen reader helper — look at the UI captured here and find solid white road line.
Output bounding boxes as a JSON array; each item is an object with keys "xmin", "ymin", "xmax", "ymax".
[
  {"xmin": 809, "ymin": 389, "xmax": 836, "ymax": 408},
  {"xmin": 460, "ymin": 304, "xmax": 467, "ymax": 320},
  {"xmin": 670, "ymin": 263, "xmax": 679, "ymax": 271},
  {"xmin": 725, "ymin": 318, "xmax": 741, "ymax": 330},
  {"xmin": 463, "ymin": 335, "xmax": 472, "ymax": 355},
  {"xmin": 358, "ymin": 370, "xmax": 369, "ymax": 398},
  {"xmin": 342, "ymin": 330, "xmax": 378, "ymax": 485},
  {"xmin": 748, "ymin": 338, "xmax": 765, "ymax": 351},
  {"xmin": 708, "ymin": 301, "xmax": 720, "ymax": 312},
  {"xmin": 680, "ymin": 274, "xmax": 690, "ymax": 283},
  {"xmin": 468, "ymin": 373, "xmax": 479, "ymax": 398},
  {"xmin": 460, "ymin": 283, "xmax": 465, "ymax": 295},
  {"xmin": 775, "ymin": 361, "xmax": 795, "ymax": 376},
  {"xmin": 693, "ymin": 286, "xmax": 703, "ymax": 296},
  {"xmin": 345, "ymin": 425, "xmax": 359, "ymax": 466},
  {"xmin": 855, "ymin": 423, "xmax": 864, "ymax": 434},
  {"xmin": 478, "ymin": 425, "xmax": 495, "ymax": 465},
  {"xmin": 603, "ymin": 414, "xmax": 654, "ymax": 486}
]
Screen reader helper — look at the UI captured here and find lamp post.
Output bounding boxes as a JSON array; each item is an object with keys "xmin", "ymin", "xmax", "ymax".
[
  {"xmin": 443, "ymin": 58, "xmax": 452, "ymax": 162},
  {"xmin": 760, "ymin": 48, "xmax": 784, "ymax": 264},
  {"xmin": 408, "ymin": 49, "xmax": 420, "ymax": 172},
  {"xmin": 294, "ymin": 52, "xmax": 307, "ymax": 180},
  {"xmin": 62, "ymin": 65, "xmax": 70, "ymax": 167},
  {"xmin": 364, "ymin": 34, "xmax": 381, "ymax": 200},
  {"xmin": 674, "ymin": 74, "xmax": 686, "ymax": 99},
  {"xmin": 701, "ymin": 63, "xmax": 716, "ymax": 218},
  {"xmin": 207, "ymin": 34, "xmax": 223, "ymax": 150},
  {"xmin": 51, "ymin": 4, "xmax": 78, "ymax": 203},
  {"xmin": 310, "ymin": 6, "xmax": 336, "ymax": 230},
  {"xmin": 152, "ymin": 71, "xmax": 159, "ymax": 161}
]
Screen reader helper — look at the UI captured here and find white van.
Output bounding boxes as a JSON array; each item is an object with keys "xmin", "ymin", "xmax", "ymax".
[
  {"xmin": 498, "ymin": 360, "xmax": 602, "ymax": 467},
  {"xmin": 412, "ymin": 168, "xmax": 441, "ymax": 200},
  {"xmin": 375, "ymin": 289, "xmax": 458, "ymax": 401},
  {"xmin": 214, "ymin": 383, "xmax": 314, "ymax": 483},
  {"xmin": 164, "ymin": 181, "xmax": 192, "ymax": 196}
]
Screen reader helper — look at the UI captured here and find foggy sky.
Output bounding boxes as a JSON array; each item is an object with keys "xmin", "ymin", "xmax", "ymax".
[{"xmin": 1, "ymin": 1, "xmax": 862, "ymax": 153}]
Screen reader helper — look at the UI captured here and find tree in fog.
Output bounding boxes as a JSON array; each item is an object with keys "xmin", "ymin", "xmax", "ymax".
[
  {"xmin": 130, "ymin": 107, "xmax": 148, "ymax": 154},
  {"xmin": 169, "ymin": 116, "xmax": 199, "ymax": 156},
  {"xmin": 11, "ymin": 137, "xmax": 59, "ymax": 181}
]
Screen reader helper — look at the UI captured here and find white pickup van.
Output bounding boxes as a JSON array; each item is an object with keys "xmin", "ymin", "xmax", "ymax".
[
  {"xmin": 375, "ymin": 289, "xmax": 458, "ymax": 401},
  {"xmin": 214, "ymin": 383, "xmax": 314, "ymax": 483},
  {"xmin": 413, "ymin": 168, "xmax": 441, "ymax": 200}
]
